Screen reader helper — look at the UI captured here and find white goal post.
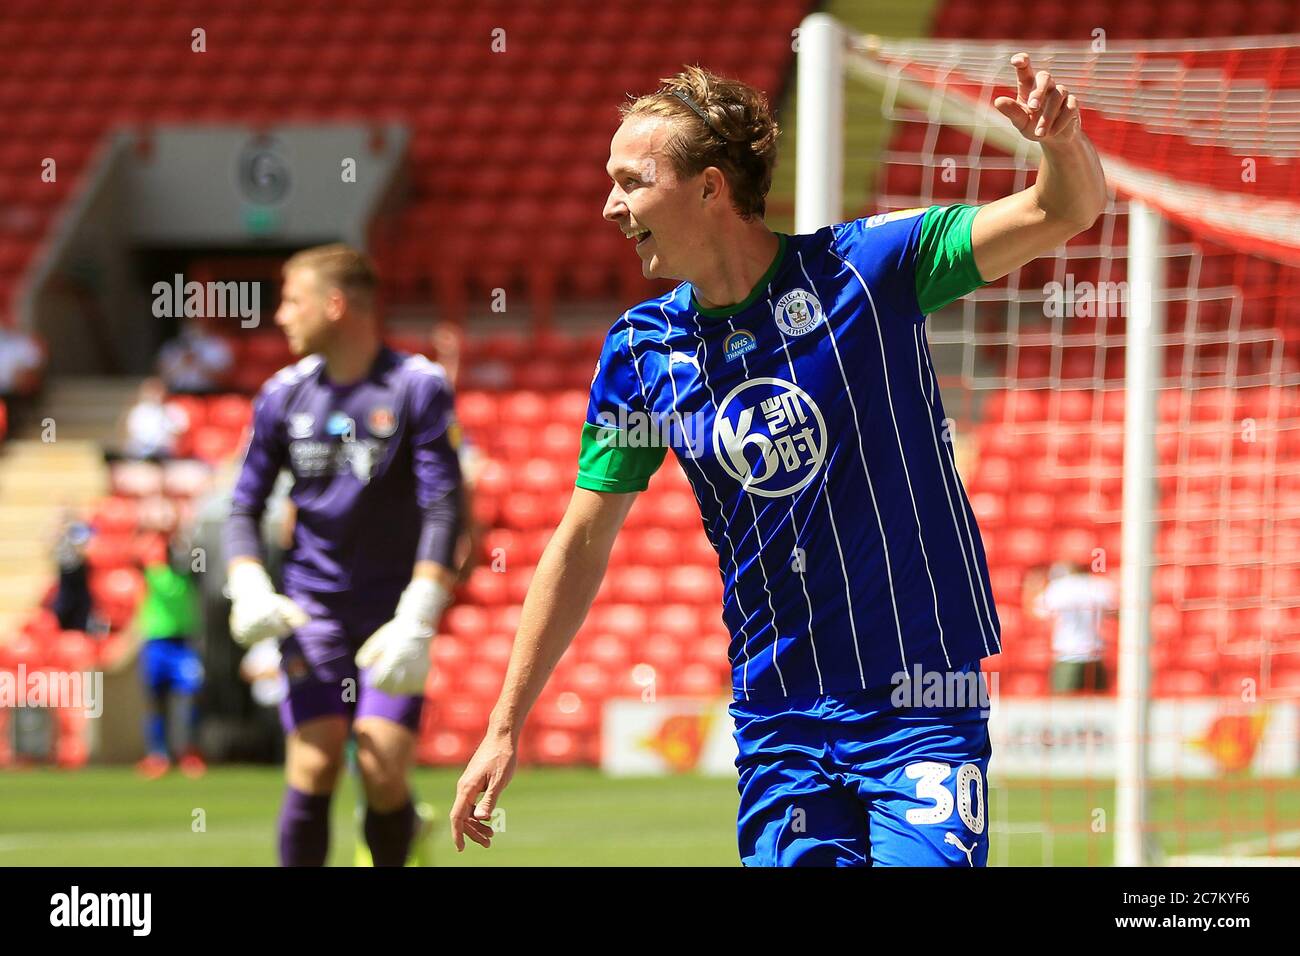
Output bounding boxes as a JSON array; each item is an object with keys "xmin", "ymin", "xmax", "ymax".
[{"xmin": 794, "ymin": 15, "xmax": 1300, "ymax": 866}]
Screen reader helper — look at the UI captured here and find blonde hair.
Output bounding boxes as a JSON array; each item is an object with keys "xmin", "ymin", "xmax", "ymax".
[
  {"xmin": 284, "ymin": 243, "xmax": 377, "ymax": 307},
  {"xmin": 619, "ymin": 65, "xmax": 780, "ymax": 220}
]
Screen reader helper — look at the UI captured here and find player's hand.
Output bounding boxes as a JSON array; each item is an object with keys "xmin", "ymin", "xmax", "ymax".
[
  {"xmin": 450, "ymin": 732, "xmax": 517, "ymax": 851},
  {"xmin": 227, "ymin": 562, "xmax": 309, "ymax": 648},
  {"xmin": 354, "ymin": 578, "xmax": 451, "ymax": 696},
  {"xmin": 355, "ymin": 616, "xmax": 433, "ymax": 695},
  {"xmin": 994, "ymin": 53, "xmax": 1082, "ymax": 145}
]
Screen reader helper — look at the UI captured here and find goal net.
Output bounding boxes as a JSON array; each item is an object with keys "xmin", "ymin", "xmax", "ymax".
[{"xmin": 796, "ymin": 16, "xmax": 1300, "ymax": 866}]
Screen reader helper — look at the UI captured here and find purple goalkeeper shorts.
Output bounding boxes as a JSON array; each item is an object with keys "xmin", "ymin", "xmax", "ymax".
[{"xmin": 276, "ymin": 587, "xmax": 423, "ymax": 735}]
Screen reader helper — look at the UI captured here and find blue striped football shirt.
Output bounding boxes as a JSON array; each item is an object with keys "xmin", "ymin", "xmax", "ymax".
[{"xmin": 576, "ymin": 204, "xmax": 1002, "ymax": 701}]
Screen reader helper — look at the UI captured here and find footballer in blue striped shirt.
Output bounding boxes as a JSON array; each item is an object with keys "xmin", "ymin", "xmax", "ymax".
[{"xmin": 452, "ymin": 55, "xmax": 1106, "ymax": 866}]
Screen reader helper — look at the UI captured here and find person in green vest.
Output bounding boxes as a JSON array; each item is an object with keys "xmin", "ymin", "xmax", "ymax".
[{"xmin": 135, "ymin": 533, "xmax": 206, "ymax": 779}]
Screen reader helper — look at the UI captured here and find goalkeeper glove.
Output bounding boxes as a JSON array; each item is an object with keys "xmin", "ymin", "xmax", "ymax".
[
  {"xmin": 355, "ymin": 578, "xmax": 452, "ymax": 696},
  {"xmin": 227, "ymin": 562, "xmax": 310, "ymax": 648}
]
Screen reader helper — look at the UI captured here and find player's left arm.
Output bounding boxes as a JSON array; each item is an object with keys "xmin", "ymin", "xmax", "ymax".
[
  {"xmin": 969, "ymin": 53, "xmax": 1108, "ymax": 284},
  {"xmin": 355, "ymin": 368, "xmax": 464, "ymax": 695}
]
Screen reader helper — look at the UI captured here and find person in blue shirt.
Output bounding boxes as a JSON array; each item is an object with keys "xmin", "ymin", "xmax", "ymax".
[{"xmin": 452, "ymin": 56, "xmax": 1106, "ymax": 865}]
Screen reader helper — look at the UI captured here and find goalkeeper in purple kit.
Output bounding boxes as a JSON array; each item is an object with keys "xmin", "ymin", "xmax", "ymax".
[{"xmin": 224, "ymin": 245, "xmax": 463, "ymax": 866}]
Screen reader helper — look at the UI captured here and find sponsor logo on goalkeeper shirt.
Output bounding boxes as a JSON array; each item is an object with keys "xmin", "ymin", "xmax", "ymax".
[
  {"xmin": 288, "ymin": 413, "xmax": 314, "ymax": 439},
  {"xmin": 713, "ymin": 376, "xmax": 826, "ymax": 498}
]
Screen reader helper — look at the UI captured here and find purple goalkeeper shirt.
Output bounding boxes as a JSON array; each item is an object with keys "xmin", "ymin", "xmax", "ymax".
[{"xmin": 225, "ymin": 347, "xmax": 462, "ymax": 598}]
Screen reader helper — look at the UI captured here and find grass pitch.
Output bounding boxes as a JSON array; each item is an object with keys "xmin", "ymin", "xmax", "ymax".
[{"xmin": 1, "ymin": 767, "xmax": 1297, "ymax": 866}]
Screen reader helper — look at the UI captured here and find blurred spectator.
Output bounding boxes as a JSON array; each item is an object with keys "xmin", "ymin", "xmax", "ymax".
[
  {"xmin": 50, "ymin": 507, "xmax": 99, "ymax": 633},
  {"xmin": 117, "ymin": 377, "xmax": 189, "ymax": 461},
  {"xmin": 429, "ymin": 321, "xmax": 464, "ymax": 388},
  {"xmin": 134, "ymin": 533, "xmax": 206, "ymax": 779},
  {"xmin": 1027, "ymin": 561, "xmax": 1117, "ymax": 694},
  {"xmin": 157, "ymin": 318, "xmax": 233, "ymax": 395},
  {"xmin": 0, "ymin": 327, "xmax": 46, "ymax": 435},
  {"xmin": 0, "ymin": 326, "xmax": 44, "ymax": 398}
]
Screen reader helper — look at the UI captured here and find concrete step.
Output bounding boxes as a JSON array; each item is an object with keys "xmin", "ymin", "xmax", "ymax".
[
  {"xmin": 0, "ymin": 513, "xmax": 52, "ymax": 542},
  {"xmin": 0, "ymin": 574, "xmax": 49, "ymax": 610},
  {"xmin": 0, "ymin": 438, "xmax": 105, "ymax": 461},
  {"xmin": 42, "ymin": 376, "xmax": 145, "ymax": 401},
  {"xmin": 16, "ymin": 375, "xmax": 144, "ymax": 443},
  {"xmin": 0, "ymin": 470, "xmax": 106, "ymax": 499}
]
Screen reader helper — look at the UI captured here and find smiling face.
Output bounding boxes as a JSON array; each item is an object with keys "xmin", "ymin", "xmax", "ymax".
[{"xmin": 602, "ymin": 116, "xmax": 709, "ymax": 282}]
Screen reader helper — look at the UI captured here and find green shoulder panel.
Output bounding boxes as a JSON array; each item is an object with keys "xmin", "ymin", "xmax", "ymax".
[
  {"xmin": 914, "ymin": 203, "xmax": 988, "ymax": 315},
  {"xmin": 575, "ymin": 422, "xmax": 667, "ymax": 494}
]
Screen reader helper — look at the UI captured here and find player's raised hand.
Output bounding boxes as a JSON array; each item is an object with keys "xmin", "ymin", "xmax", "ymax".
[
  {"xmin": 994, "ymin": 53, "xmax": 1082, "ymax": 145},
  {"xmin": 227, "ymin": 561, "xmax": 310, "ymax": 647},
  {"xmin": 450, "ymin": 733, "xmax": 516, "ymax": 851}
]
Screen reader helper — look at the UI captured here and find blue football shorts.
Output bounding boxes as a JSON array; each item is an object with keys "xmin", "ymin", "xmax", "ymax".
[{"xmin": 730, "ymin": 661, "xmax": 991, "ymax": 866}]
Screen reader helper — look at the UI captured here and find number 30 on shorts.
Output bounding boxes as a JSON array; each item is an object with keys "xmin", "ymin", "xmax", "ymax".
[{"xmin": 903, "ymin": 761, "xmax": 986, "ymax": 834}]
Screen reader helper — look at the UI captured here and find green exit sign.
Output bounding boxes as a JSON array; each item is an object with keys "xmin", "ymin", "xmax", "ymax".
[{"xmin": 243, "ymin": 206, "xmax": 281, "ymax": 235}]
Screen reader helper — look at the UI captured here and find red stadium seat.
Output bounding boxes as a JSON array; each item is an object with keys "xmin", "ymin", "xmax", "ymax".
[{"xmin": 532, "ymin": 690, "xmax": 599, "ymax": 733}]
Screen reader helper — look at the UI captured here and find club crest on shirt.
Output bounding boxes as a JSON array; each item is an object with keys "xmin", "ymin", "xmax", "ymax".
[
  {"xmin": 367, "ymin": 406, "xmax": 397, "ymax": 438},
  {"xmin": 713, "ymin": 376, "xmax": 827, "ymax": 498},
  {"xmin": 724, "ymin": 329, "xmax": 757, "ymax": 362},
  {"xmin": 288, "ymin": 413, "xmax": 314, "ymax": 439},
  {"xmin": 774, "ymin": 289, "xmax": 824, "ymax": 337},
  {"xmin": 326, "ymin": 411, "xmax": 354, "ymax": 438}
]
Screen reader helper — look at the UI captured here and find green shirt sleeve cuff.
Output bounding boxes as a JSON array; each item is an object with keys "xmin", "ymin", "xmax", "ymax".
[
  {"xmin": 575, "ymin": 422, "xmax": 667, "ymax": 493},
  {"xmin": 914, "ymin": 203, "xmax": 988, "ymax": 315}
]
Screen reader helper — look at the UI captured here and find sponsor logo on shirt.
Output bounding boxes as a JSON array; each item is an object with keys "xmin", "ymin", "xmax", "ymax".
[
  {"xmin": 774, "ymin": 289, "xmax": 824, "ymax": 337},
  {"xmin": 345, "ymin": 440, "xmax": 383, "ymax": 484},
  {"xmin": 289, "ymin": 437, "xmax": 386, "ymax": 481},
  {"xmin": 326, "ymin": 411, "xmax": 354, "ymax": 438},
  {"xmin": 288, "ymin": 413, "xmax": 314, "ymax": 439},
  {"xmin": 864, "ymin": 206, "xmax": 926, "ymax": 227},
  {"xmin": 713, "ymin": 376, "xmax": 827, "ymax": 498},
  {"xmin": 723, "ymin": 329, "xmax": 757, "ymax": 362},
  {"xmin": 668, "ymin": 350, "xmax": 700, "ymax": 370}
]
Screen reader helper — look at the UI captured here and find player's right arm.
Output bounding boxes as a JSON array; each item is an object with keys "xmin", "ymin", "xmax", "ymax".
[
  {"xmin": 450, "ymin": 486, "xmax": 638, "ymax": 850},
  {"xmin": 223, "ymin": 379, "xmax": 308, "ymax": 646},
  {"xmin": 451, "ymin": 317, "xmax": 665, "ymax": 850}
]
